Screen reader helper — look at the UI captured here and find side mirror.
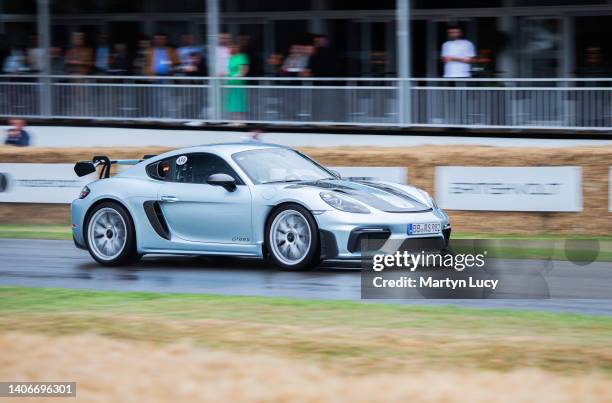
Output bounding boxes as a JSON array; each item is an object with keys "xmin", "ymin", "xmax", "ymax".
[
  {"xmin": 74, "ymin": 161, "xmax": 97, "ymax": 177},
  {"xmin": 207, "ymin": 173, "xmax": 237, "ymax": 192}
]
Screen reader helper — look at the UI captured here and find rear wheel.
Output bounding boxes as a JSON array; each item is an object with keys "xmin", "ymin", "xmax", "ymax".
[
  {"xmin": 266, "ymin": 204, "xmax": 320, "ymax": 270},
  {"xmin": 85, "ymin": 201, "xmax": 141, "ymax": 266}
]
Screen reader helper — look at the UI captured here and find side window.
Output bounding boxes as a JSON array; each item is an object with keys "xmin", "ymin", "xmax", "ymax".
[
  {"xmin": 172, "ymin": 153, "xmax": 243, "ymax": 185},
  {"xmin": 146, "ymin": 158, "xmax": 173, "ymax": 181}
]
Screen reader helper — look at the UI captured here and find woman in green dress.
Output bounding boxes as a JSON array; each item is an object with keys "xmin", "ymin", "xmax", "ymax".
[{"xmin": 225, "ymin": 43, "xmax": 250, "ymax": 123}]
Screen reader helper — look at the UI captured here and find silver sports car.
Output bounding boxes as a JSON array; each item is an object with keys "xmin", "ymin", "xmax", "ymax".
[{"xmin": 72, "ymin": 143, "xmax": 451, "ymax": 269}]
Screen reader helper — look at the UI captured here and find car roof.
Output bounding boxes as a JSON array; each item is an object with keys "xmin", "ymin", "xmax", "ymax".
[
  {"xmin": 176, "ymin": 142, "xmax": 286, "ymax": 155},
  {"xmin": 148, "ymin": 142, "xmax": 289, "ymax": 162}
]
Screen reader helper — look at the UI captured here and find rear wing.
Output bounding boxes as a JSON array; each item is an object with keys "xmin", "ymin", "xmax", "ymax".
[{"xmin": 74, "ymin": 155, "xmax": 156, "ymax": 179}]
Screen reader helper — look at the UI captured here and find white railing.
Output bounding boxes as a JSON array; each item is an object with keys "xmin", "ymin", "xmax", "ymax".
[
  {"xmin": 410, "ymin": 78, "xmax": 612, "ymax": 130},
  {"xmin": 1, "ymin": 75, "xmax": 612, "ymax": 130}
]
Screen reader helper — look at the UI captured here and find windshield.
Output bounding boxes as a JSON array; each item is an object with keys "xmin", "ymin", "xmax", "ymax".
[{"xmin": 232, "ymin": 148, "xmax": 335, "ymax": 184}]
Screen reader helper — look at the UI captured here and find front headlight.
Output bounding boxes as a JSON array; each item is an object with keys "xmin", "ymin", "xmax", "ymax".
[{"xmin": 320, "ymin": 191, "xmax": 370, "ymax": 214}]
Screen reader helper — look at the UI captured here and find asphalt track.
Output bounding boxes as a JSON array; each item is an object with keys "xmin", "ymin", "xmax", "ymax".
[{"xmin": 1, "ymin": 238, "xmax": 611, "ymax": 316}]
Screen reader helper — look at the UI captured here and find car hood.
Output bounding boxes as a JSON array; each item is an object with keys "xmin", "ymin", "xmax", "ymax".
[{"xmin": 287, "ymin": 179, "xmax": 432, "ymax": 213}]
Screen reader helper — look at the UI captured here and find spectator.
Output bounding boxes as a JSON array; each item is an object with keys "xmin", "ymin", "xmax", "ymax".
[
  {"xmin": 0, "ymin": 35, "xmax": 9, "ymax": 73},
  {"xmin": 109, "ymin": 43, "xmax": 129, "ymax": 75},
  {"xmin": 181, "ymin": 51, "xmax": 208, "ymax": 121},
  {"xmin": 94, "ymin": 33, "xmax": 110, "ymax": 74},
  {"xmin": 266, "ymin": 53, "xmax": 284, "ymax": 76},
  {"xmin": 370, "ymin": 51, "xmax": 387, "ymax": 77},
  {"xmin": 133, "ymin": 38, "xmax": 151, "ymax": 76},
  {"xmin": 145, "ymin": 33, "xmax": 178, "ymax": 76},
  {"xmin": 184, "ymin": 52, "xmax": 207, "ymax": 76},
  {"xmin": 216, "ymin": 33, "xmax": 231, "ymax": 76},
  {"xmin": 49, "ymin": 46, "xmax": 64, "ymax": 75},
  {"xmin": 144, "ymin": 34, "xmax": 178, "ymax": 118},
  {"xmin": 281, "ymin": 45, "xmax": 310, "ymax": 76},
  {"xmin": 441, "ymin": 26, "xmax": 475, "ymax": 78},
  {"xmin": 238, "ymin": 34, "xmax": 262, "ymax": 77},
  {"xmin": 65, "ymin": 32, "xmax": 93, "ymax": 75},
  {"xmin": 26, "ymin": 35, "xmax": 45, "ymax": 73},
  {"xmin": 309, "ymin": 34, "xmax": 337, "ymax": 77},
  {"xmin": 300, "ymin": 44, "xmax": 315, "ymax": 77},
  {"xmin": 226, "ymin": 43, "xmax": 249, "ymax": 123},
  {"xmin": 242, "ymin": 129, "xmax": 263, "ymax": 143},
  {"xmin": 4, "ymin": 118, "xmax": 30, "ymax": 147},
  {"xmin": 177, "ymin": 34, "xmax": 200, "ymax": 73},
  {"xmin": 579, "ymin": 46, "xmax": 607, "ymax": 78},
  {"xmin": 472, "ymin": 49, "xmax": 494, "ymax": 78},
  {"xmin": 3, "ymin": 47, "xmax": 27, "ymax": 73}
]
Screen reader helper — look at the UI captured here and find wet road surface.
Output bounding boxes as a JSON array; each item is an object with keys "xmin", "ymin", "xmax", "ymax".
[{"xmin": 1, "ymin": 239, "xmax": 611, "ymax": 316}]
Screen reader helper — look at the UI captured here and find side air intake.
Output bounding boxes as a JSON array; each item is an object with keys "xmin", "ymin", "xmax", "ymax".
[{"xmin": 143, "ymin": 201, "xmax": 170, "ymax": 240}]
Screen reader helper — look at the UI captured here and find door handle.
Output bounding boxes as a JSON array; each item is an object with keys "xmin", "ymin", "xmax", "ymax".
[{"xmin": 160, "ymin": 195, "xmax": 179, "ymax": 203}]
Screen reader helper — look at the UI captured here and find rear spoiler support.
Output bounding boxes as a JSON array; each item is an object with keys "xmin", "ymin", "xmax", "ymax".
[{"xmin": 74, "ymin": 155, "xmax": 154, "ymax": 179}]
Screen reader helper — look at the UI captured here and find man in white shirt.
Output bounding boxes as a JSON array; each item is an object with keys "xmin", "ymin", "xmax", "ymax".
[
  {"xmin": 441, "ymin": 27, "xmax": 475, "ymax": 78},
  {"xmin": 27, "ymin": 35, "xmax": 45, "ymax": 73},
  {"xmin": 215, "ymin": 33, "xmax": 231, "ymax": 76}
]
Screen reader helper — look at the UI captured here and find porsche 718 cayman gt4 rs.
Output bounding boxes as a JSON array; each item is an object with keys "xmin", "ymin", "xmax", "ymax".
[{"xmin": 71, "ymin": 143, "xmax": 451, "ymax": 269}]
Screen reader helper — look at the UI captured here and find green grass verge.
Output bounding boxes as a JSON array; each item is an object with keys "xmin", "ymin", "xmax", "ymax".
[
  {"xmin": 1, "ymin": 285, "xmax": 608, "ymax": 327},
  {"xmin": 1, "ymin": 286, "xmax": 612, "ymax": 374},
  {"xmin": 0, "ymin": 224, "xmax": 72, "ymax": 240},
  {"xmin": 452, "ymin": 238, "xmax": 611, "ymax": 262}
]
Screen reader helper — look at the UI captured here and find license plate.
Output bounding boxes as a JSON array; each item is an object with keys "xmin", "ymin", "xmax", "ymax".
[{"xmin": 408, "ymin": 223, "xmax": 441, "ymax": 235}]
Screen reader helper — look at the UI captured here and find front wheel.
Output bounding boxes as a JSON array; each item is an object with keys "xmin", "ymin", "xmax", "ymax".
[
  {"xmin": 266, "ymin": 204, "xmax": 320, "ymax": 270},
  {"xmin": 85, "ymin": 201, "xmax": 141, "ymax": 266}
]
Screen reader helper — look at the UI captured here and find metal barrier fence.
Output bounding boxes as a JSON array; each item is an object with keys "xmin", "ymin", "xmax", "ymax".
[
  {"xmin": 1, "ymin": 75, "xmax": 612, "ymax": 130},
  {"xmin": 411, "ymin": 78, "xmax": 612, "ymax": 130}
]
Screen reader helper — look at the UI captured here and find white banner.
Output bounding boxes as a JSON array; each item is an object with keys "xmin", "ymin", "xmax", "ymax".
[
  {"xmin": 0, "ymin": 164, "xmax": 407, "ymax": 204},
  {"xmin": 0, "ymin": 163, "xmax": 96, "ymax": 204},
  {"xmin": 435, "ymin": 166, "xmax": 582, "ymax": 212},
  {"xmin": 331, "ymin": 167, "xmax": 407, "ymax": 184}
]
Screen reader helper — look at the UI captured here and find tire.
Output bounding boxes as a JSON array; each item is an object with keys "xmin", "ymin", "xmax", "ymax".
[
  {"xmin": 266, "ymin": 203, "xmax": 320, "ymax": 270},
  {"xmin": 84, "ymin": 201, "xmax": 141, "ymax": 266}
]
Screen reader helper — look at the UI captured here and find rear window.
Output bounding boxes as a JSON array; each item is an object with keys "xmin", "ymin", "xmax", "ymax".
[{"xmin": 146, "ymin": 158, "xmax": 172, "ymax": 181}]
